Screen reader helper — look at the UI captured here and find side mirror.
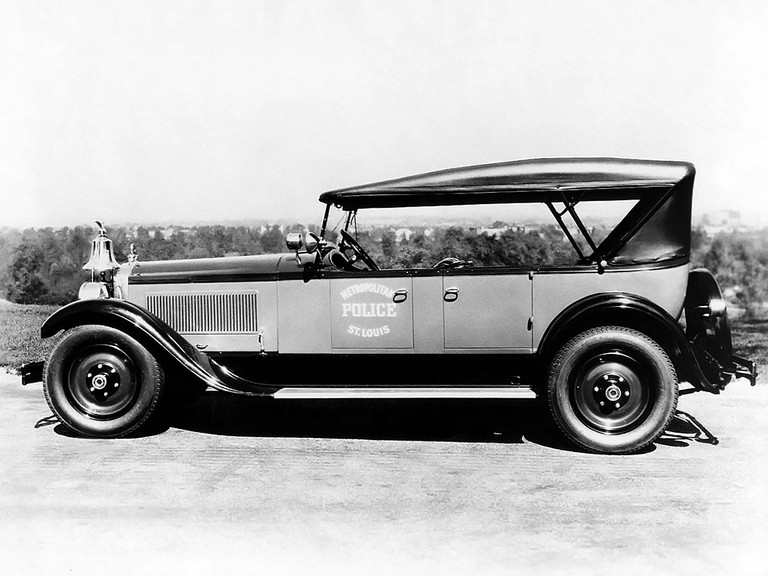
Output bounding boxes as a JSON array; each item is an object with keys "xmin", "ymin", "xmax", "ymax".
[
  {"xmin": 285, "ymin": 232, "xmax": 304, "ymax": 266},
  {"xmin": 285, "ymin": 233, "xmax": 303, "ymax": 251}
]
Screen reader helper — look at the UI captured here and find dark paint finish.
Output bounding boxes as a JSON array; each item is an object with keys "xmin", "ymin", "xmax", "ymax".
[
  {"xmin": 683, "ymin": 269, "xmax": 756, "ymax": 386},
  {"xmin": 129, "ymin": 253, "xmax": 284, "ymax": 285},
  {"xmin": 205, "ymin": 352, "xmax": 537, "ymax": 388},
  {"xmin": 321, "ymin": 158, "xmax": 694, "ymax": 266},
  {"xmin": 320, "ymin": 158, "xmax": 694, "ymax": 208}
]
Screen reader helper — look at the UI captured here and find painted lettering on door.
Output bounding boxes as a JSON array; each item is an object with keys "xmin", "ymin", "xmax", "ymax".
[
  {"xmin": 331, "ymin": 278, "xmax": 413, "ymax": 349},
  {"xmin": 340, "ymin": 282, "xmax": 397, "ymax": 339}
]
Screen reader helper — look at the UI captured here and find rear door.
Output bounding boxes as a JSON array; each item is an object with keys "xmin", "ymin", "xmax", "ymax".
[{"xmin": 442, "ymin": 271, "xmax": 532, "ymax": 350}]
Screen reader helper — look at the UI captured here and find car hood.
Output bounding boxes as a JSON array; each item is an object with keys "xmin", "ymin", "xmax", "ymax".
[{"xmin": 128, "ymin": 253, "xmax": 289, "ymax": 285}]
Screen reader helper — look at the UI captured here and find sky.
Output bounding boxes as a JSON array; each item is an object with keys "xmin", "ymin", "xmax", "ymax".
[{"xmin": 1, "ymin": 0, "xmax": 767, "ymax": 229}]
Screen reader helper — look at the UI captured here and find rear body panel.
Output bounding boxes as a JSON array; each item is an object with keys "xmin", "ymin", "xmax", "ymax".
[{"xmin": 532, "ymin": 262, "xmax": 689, "ymax": 350}]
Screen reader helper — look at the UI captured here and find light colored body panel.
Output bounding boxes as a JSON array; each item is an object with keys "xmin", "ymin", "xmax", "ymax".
[
  {"xmin": 411, "ymin": 275, "xmax": 444, "ymax": 353},
  {"xmin": 128, "ymin": 281, "xmax": 278, "ymax": 352},
  {"xmin": 277, "ymin": 278, "xmax": 332, "ymax": 354},
  {"xmin": 127, "ymin": 263, "xmax": 688, "ymax": 356},
  {"xmin": 442, "ymin": 274, "xmax": 532, "ymax": 349},
  {"xmin": 531, "ymin": 263, "xmax": 689, "ymax": 349}
]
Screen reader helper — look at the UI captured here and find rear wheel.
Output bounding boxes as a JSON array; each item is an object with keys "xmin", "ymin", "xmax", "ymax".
[
  {"xmin": 547, "ymin": 326, "xmax": 678, "ymax": 454},
  {"xmin": 43, "ymin": 325, "xmax": 164, "ymax": 437}
]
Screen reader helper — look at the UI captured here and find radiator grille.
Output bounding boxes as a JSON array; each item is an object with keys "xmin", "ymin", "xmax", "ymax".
[{"xmin": 146, "ymin": 292, "xmax": 258, "ymax": 334}]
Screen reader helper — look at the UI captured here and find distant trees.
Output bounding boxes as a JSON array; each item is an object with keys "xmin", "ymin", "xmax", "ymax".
[
  {"xmin": 1, "ymin": 223, "xmax": 767, "ymax": 317},
  {"xmin": 350, "ymin": 223, "xmax": 578, "ymax": 270},
  {"xmin": 7, "ymin": 242, "xmax": 49, "ymax": 304},
  {"xmin": 0, "ymin": 224, "xmax": 294, "ymax": 305},
  {"xmin": 692, "ymin": 231, "xmax": 768, "ymax": 316},
  {"xmin": 1, "ymin": 227, "xmax": 91, "ymax": 304}
]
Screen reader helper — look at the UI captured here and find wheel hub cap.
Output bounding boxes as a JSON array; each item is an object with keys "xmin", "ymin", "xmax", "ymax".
[
  {"xmin": 573, "ymin": 351, "xmax": 652, "ymax": 433},
  {"xmin": 592, "ymin": 373, "xmax": 631, "ymax": 411},
  {"xmin": 605, "ymin": 384, "xmax": 621, "ymax": 402},
  {"xmin": 67, "ymin": 346, "xmax": 137, "ymax": 418},
  {"xmin": 86, "ymin": 363, "xmax": 121, "ymax": 398}
]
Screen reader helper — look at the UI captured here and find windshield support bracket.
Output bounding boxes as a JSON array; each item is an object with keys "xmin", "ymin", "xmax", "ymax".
[
  {"xmin": 546, "ymin": 194, "xmax": 600, "ymax": 263},
  {"xmin": 545, "ymin": 201, "xmax": 587, "ymax": 262},
  {"xmin": 547, "ymin": 201, "xmax": 585, "ymax": 260},
  {"xmin": 320, "ymin": 204, "xmax": 331, "ymax": 237},
  {"xmin": 562, "ymin": 195, "xmax": 597, "ymax": 254}
]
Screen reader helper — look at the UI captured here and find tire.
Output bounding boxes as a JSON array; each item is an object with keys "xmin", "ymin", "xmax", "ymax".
[
  {"xmin": 547, "ymin": 326, "xmax": 678, "ymax": 454},
  {"xmin": 43, "ymin": 325, "xmax": 165, "ymax": 438}
]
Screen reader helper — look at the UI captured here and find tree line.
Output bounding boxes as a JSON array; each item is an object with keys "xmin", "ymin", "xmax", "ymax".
[
  {"xmin": 1, "ymin": 223, "xmax": 767, "ymax": 317},
  {"xmin": 0, "ymin": 224, "xmax": 304, "ymax": 305}
]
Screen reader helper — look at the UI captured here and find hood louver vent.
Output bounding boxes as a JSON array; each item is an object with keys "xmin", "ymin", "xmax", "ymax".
[{"xmin": 147, "ymin": 292, "xmax": 258, "ymax": 334}]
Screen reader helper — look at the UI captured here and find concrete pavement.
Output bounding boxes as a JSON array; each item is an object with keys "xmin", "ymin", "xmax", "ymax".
[{"xmin": 1, "ymin": 369, "xmax": 766, "ymax": 575}]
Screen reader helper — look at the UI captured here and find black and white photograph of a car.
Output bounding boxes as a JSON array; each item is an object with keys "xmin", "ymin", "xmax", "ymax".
[
  {"xmin": 1, "ymin": 2, "xmax": 767, "ymax": 575},
  {"xmin": 24, "ymin": 158, "xmax": 756, "ymax": 456}
]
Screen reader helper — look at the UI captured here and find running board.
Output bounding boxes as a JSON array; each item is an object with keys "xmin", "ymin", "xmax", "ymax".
[{"xmin": 272, "ymin": 387, "xmax": 537, "ymax": 400}]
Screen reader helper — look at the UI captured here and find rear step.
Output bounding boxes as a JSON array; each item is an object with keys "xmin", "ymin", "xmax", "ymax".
[{"xmin": 272, "ymin": 386, "xmax": 537, "ymax": 399}]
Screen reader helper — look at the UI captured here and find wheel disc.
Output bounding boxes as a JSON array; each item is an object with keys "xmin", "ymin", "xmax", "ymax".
[
  {"xmin": 571, "ymin": 350, "xmax": 653, "ymax": 434},
  {"xmin": 66, "ymin": 345, "xmax": 139, "ymax": 419}
]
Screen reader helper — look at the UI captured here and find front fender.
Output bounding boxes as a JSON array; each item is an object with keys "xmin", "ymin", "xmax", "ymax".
[{"xmin": 42, "ymin": 300, "xmax": 276, "ymax": 396}]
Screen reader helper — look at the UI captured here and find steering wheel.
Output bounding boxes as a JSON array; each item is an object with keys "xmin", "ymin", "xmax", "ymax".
[
  {"xmin": 340, "ymin": 229, "xmax": 380, "ymax": 271},
  {"xmin": 433, "ymin": 257, "xmax": 473, "ymax": 269}
]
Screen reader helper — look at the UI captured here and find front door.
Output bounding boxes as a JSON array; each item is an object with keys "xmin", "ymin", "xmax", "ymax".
[
  {"xmin": 331, "ymin": 276, "xmax": 414, "ymax": 349},
  {"xmin": 442, "ymin": 272, "xmax": 532, "ymax": 349}
]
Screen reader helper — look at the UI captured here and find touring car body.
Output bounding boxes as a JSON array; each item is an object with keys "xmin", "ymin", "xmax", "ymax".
[{"xmin": 24, "ymin": 158, "xmax": 756, "ymax": 453}]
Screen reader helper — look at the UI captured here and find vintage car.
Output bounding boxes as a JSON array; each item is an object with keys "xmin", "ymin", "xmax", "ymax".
[{"xmin": 22, "ymin": 158, "xmax": 756, "ymax": 453}]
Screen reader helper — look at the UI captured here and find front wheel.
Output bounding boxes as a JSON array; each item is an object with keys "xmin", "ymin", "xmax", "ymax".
[
  {"xmin": 43, "ymin": 325, "xmax": 165, "ymax": 437},
  {"xmin": 547, "ymin": 326, "xmax": 678, "ymax": 454}
]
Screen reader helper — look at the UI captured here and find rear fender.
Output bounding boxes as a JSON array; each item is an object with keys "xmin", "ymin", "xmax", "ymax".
[{"xmin": 537, "ymin": 292, "xmax": 722, "ymax": 393}]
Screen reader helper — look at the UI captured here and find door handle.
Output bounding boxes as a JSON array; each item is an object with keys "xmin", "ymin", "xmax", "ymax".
[
  {"xmin": 443, "ymin": 287, "xmax": 459, "ymax": 302},
  {"xmin": 393, "ymin": 289, "xmax": 408, "ymax": 304}
]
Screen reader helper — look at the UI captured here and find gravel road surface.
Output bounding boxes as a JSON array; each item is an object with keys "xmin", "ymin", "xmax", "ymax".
[{"xmin": 1, "ymin": 370, "xmax": 766, "ymax": 575}]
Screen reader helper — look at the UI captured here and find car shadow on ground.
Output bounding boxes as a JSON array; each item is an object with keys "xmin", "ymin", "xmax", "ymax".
[
  {"xmin": 44, "ymin": 391, "xmax": 716, "ymax": 453},
  {"xmin": 656, "ymin": 409, "xmax": 720, "ymax": 447},
  {"xmin": 167, "ymin": 392, "xmax": 574, "ymax": 448},
  {"xmin": 167, "ymin": 393, "xmax": 723, "ymax": 452}
]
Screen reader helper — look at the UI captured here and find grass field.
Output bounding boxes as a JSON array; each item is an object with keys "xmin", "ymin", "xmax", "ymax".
[
  {"xmin": 1, "ymin": 300, "xmax": 765, "ymax": 382},
  {"xmin": 730, "ymin": 319, "xmax": 768, "ymax": 380},
  {"xmin": 0, "ymin": 300, "xmax": 62, "ymax": 370}
]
